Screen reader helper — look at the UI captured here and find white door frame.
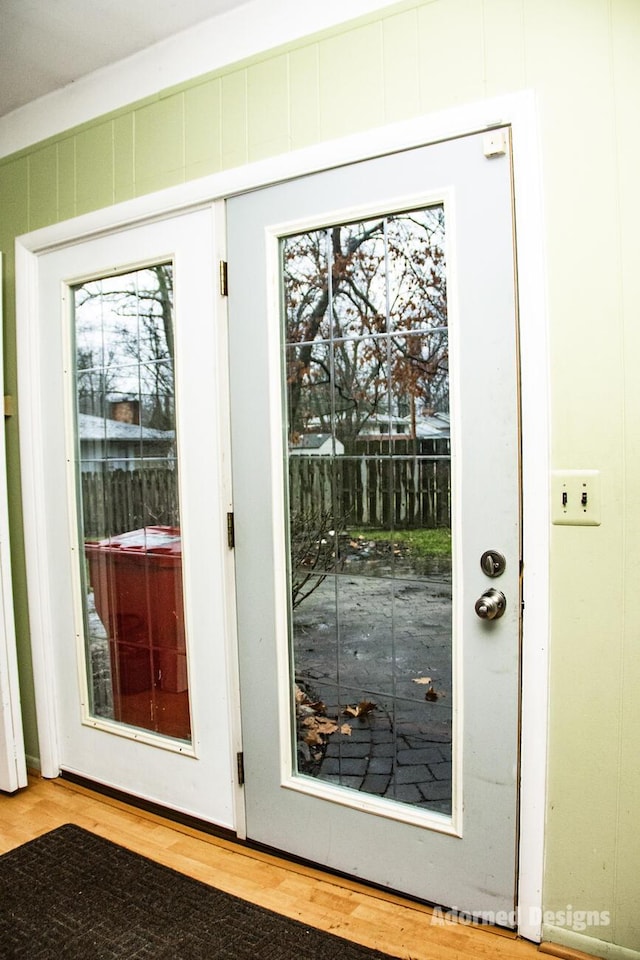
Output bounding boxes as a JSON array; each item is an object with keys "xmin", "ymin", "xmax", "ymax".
[
  {"xmin": 16, "ymin": 90, "xmax": 548, "ymax": 942},
  {"xmin": 0, "ymin": 254, "xmax": 27, "ymax": 793}
]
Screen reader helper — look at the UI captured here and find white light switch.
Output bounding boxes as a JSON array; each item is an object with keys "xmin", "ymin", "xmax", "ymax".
[{"xmin": 551, "ymin": 470, "xmax": 601, "ymax": 526}]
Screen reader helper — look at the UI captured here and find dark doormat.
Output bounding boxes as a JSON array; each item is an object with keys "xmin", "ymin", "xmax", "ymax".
[{"xmin": 0, "ymin": 824, "xmax": 401, "ymax": 959}]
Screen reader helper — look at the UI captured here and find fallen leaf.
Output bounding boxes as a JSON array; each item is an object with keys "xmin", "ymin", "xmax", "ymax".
[
  {"xmin": 297, "ymin": 704, "xmax": 316, "ymax": 717},
  {"xmin": 340, "ymin": 723, "xmax": 352, "ymax": 736},
  {"xmin": 316, "ymin": 718, "xmax": 339, "ymax": 734},
  {"xmin": 412, "ymin": 676, "xmax": 433, "ymax": 685},
  {"xmin": 343, "ymin": 700, "xmax": 377, "ymax": 718},
  {"xmin": 304, "ymin": 729, "xmax": 324, "ymax": 746},
  {"xmin": 295, "ymin": 685, "xmax": 326, "ymax": 716},
  {"xmin": 425, "ymin": 686, "xmax": 439, "ymax": 701}
]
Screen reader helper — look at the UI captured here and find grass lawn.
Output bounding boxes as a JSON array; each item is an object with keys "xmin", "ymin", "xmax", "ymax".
[{"xmin": 348, "ymin": 527, "xmax": 451, "ymax": 557}]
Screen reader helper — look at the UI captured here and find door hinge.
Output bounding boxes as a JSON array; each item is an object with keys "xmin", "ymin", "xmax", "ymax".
[
  {"xmin": 236, "ymin": 751, "xmax": 245, "ymax": 786},
  {"xmin": 219, "ymin": 260, "xmax": 229, "ymax": 297},
  {"xmin": 227, "ymin": 511, "xmax": 235, "ymax": 549}
]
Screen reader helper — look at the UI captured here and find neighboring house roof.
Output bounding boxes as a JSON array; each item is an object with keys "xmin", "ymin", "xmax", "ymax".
[
  {"xmin": 359, "ymin": 411, "xmax": 450, "ymax": 439},
  {"xmin": 295, "ymin": 414, "xmax": 450, "ymax": 444},
  {"xmin": 289, "ymin": 433, "xmax": 345, "ymax": 455},
  {"xmin": 415, "ymin": 413, "xmax": 450, "ymax": 439},
  {"xmin": 77, "ymin": 413, "xmax": 175, "ymax": 442},
  {"xmin": 290, "ymin": 433, "xmax": 333, "ymax": 450}
]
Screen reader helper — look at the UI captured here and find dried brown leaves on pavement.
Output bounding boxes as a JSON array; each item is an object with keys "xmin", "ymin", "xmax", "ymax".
[{"xmin": 342, "ymin": 700, "xmax": 377, "ymax": 719}]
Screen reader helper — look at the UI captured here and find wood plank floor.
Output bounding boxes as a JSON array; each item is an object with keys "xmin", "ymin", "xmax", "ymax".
[{"xmin": 0, "ymin": 775, "xmax": 548, "ymax": 960}]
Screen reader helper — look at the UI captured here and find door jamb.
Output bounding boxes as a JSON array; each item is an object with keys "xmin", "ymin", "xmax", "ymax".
[{"xmin": 16, "ymin": 90, "xmax": 548, "ymax": 942}]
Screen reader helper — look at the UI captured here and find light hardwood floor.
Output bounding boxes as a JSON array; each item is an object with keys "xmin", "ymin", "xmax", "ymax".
[{"xmin": 0, "ymin": 776, "xmax": 574, "ymax": 960}]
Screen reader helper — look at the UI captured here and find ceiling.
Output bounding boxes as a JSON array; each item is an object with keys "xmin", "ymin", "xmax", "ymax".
[{"xmin": 0, "ymin": 0, "xmax": 251, "ymax": 119}]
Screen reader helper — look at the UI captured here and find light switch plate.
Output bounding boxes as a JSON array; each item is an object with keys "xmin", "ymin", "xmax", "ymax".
[{"xmin": 551, "ymin": 470, "xmax": 601, "ymax": 526}]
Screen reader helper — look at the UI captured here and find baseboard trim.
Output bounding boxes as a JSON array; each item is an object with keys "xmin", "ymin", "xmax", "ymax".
[
  {"xmin": 540, "ymin": 942, "xmax": 603, "ymax": 959},
  {"xmin": 542, "ymin": 928, "xmax": 640, "ymax": 960}
]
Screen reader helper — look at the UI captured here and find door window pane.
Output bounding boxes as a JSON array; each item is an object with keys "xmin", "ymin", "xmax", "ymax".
[
  {"xmin": 283, "ymin": 208, "xmax": 452, "ymax": 815},
  {"xmin": 74, "ymin": 264, "xmax": 191, "ymax": 741}
]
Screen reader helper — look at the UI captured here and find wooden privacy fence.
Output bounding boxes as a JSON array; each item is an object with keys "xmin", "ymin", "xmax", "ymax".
[
  {"xmin": 289, "ymin": 439, "xmax": 451, "ymax": 530},
  {"xmin": 81, "ymin": 442, "xmax": 450, "ymax": 538},
  {"xmin": 81, "ymin": 468, "xmax": 179, "ymax": 539}
]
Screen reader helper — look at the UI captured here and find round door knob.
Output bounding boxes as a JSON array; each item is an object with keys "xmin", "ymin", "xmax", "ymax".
[{"xmin": 475, "ymin": 588, "xmax": 506, "ymax": 620}]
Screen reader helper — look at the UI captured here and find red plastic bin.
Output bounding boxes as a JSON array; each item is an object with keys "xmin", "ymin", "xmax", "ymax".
[{"xmin": 85, "ymin": 526, "xmax": 189, "ymax": 732}]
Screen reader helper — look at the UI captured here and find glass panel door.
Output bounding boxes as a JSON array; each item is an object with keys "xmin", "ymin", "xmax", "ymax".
[
  {"xmin": 74, "ymin": 264, "xmax": 190, "ymax": 741},
  {"xmin": 284, "ymin": 209, "xmax": 452, "ymax": 814},
  {"xmin": 33, "ymin": 206, "xmax": 236, "ymax": 826},
  {"xmin": 228, "ymin": 129, "xmax": 521, "ymax": 915}
]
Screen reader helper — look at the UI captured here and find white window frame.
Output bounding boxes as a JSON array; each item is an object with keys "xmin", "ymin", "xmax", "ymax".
[{"xmin": 16, "ymin": 90, "xmax": 549, "ymax": 943}]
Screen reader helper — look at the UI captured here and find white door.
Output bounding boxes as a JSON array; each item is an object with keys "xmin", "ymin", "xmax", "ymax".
[
  {"xmin": 31, "ymin": 208, "xmax": 237, "ymax": 826},
  {"xmin": 227, "ymin": 130, "xmax": 521, "ymax": 918}
]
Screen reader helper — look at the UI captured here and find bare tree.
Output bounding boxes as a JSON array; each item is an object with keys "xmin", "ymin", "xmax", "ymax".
[{"xmin": 283, "ymin": 206, "xmax": 448, "ymax": 444}]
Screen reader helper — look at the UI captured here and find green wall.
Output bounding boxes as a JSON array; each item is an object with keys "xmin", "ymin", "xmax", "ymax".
[{"xmin": 1, "ymin": 0, "xmax": 639, "ymax": 955}]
